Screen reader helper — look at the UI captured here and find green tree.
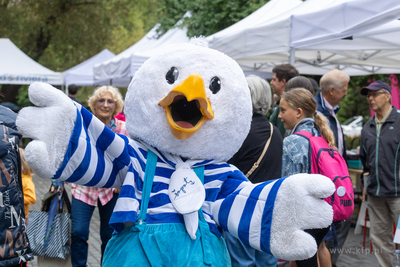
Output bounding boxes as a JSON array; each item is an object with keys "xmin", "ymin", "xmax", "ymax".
[
  {"xmin": 156, "ymin": 0, "xmax": 269, "ymax": 37},
  {"xmin": 0, "ymin": 0, "xmax": 160, "ymax": 105}
]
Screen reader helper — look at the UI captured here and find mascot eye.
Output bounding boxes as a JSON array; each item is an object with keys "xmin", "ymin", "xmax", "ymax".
[
  {"xmin": 166, "ymin": 67, "xmax": 179, "ymax": 84},
  {"xmin": 209, "ymin": 77, "xmax": 221, "ymax": 94}
]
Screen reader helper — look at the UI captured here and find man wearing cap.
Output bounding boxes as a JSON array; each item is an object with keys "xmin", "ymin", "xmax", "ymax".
[{"xmin": 360, "ymin": 80, "xmax": 400, "ymax": 267}]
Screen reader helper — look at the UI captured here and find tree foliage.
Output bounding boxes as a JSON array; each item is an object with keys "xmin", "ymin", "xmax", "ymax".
[
  {"xmin": 0, "ymin": 0, "xmax": 160, "ymax": 104},
  {"xmin": 156, "ymin": 0, "xmax": 269, "ymax": 37}
]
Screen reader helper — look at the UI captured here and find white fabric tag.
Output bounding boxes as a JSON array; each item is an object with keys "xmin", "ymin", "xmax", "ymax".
[
  {"xmin": 168, "ymin": 162, "xmax": 205, "ymax": 214},
  {"xmin": 183, "ymin": 212, "xmax": 199, "ymax": 240}
]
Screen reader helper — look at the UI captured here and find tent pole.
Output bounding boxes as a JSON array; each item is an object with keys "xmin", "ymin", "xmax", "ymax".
[{"xmin": 289, "ymin": 48, "xmax": 295, "ymax": 66}]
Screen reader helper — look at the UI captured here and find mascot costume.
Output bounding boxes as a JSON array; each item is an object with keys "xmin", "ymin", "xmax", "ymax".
[{"xmin": 17, "ymin": 40, "xmax": 334, "ymax": 266}]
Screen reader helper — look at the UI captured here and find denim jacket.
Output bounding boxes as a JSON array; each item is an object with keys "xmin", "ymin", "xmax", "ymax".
[{"xmin": 282, "ymin": 118, "xmax": 320, "ymax": 176}]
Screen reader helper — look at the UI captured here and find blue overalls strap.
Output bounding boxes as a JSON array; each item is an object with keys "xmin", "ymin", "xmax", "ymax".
[
  {"xmin": 193, "ymin": 166, "xmax": 205, "ymax": 185},
  {"xmin": 137, "ymin": 155, "xmax": 212, "ymax": 265},
  {"xmin": 194, "ymin": 166, "xmax": 205, "ymax": 223},
  {"xmin": 194, "ymin": 166, "xmax": 212, "ymax": 266},
  {"xmin": 137, "ymin": 149, "xmax": 158, "ymax": 222}
]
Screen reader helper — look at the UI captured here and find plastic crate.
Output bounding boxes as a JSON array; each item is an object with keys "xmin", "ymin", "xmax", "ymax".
[{"xmin": 347, "ymin": 159, "xmax": 362, "ymax": 169}]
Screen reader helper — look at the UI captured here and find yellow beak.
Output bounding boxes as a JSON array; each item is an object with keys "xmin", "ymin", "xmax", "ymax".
[{"xmin": 158, "ymin": 73, "xmax": 214, "ymax": 140}]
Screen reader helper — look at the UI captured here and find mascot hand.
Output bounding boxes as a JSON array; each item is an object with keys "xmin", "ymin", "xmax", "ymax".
[
  {"xmin": 270, "ymin": 174, "xmax": 334, "ymax": 261},
  {"xmin": 16, "ymin": 82, "xmax": 77, "ymax": 179}
]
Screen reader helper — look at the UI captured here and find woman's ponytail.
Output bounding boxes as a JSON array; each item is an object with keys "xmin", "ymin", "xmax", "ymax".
[{"xmin": 314, "ymin": 113, "xmax": 337, "ymax": 150}]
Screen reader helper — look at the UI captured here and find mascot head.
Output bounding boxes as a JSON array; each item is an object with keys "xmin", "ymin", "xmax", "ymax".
[{"xmin": 125, "ymin": 40, "xmax": 252, "ymax": 161}]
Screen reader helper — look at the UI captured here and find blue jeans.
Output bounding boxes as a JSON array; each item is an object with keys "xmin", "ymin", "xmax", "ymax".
[
  {"xmin": 71, "ymin": 194, "xmax": 118, "ymax": 267},
  {"xmin": 223, "ymin": 231, "xmax": 277, "ymax": 267}
]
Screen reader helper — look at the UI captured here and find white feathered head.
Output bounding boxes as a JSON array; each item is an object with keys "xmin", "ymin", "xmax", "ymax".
[{"xmin": 125, "ymin": 41, "xmax": 252, "ymax": 161}]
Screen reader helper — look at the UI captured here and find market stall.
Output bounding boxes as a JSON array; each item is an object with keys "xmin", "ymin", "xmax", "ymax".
[{"xmin": 0, "ymin": 38, "xmax": 63, "ymax": 85}]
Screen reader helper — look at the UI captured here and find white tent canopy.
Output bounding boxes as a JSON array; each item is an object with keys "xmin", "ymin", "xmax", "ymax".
[
  {"xmin": 93, "ymin": 25, "xmax": 161, "ymax": 87},
  {"xmin": 93, "ymin": 1, "xmax": 309, "ymax": 86},
  {"xmin": 292, "ymin": 20, "xmax": 400, "ymax": 72},
  {"xmin": 207, "ymin": 0, "xmax": 302, "ymax": 42},
  {"xmin": 94, "ymin": 14, "xmax": 191, "ymax": 87},
  {"xmin": 208, "ymin": 0, "xmax": 400, "ymax": 76},
  {"xmin": 0, "ymin": 38, "xmax": 63, "ymax": 85},
  {"xmin": 206, "ymin": 0, "xmax": 302, "ymax": 78},
  {"xmin": 63, "ymin": 49, "xmax": 115, "ymax": 87},
  {"xmin": 236, "ymin": 20, "xmax": 400, "ymax": 76}
]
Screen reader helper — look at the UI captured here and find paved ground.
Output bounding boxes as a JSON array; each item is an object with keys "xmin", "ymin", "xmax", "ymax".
[
  {"xmin": 27, "ymin": 174, "xmax": 381, "ymax": 267},
  {"xmin": 335, "ymin": 227, "xmax": 379, "ymax": 266}
]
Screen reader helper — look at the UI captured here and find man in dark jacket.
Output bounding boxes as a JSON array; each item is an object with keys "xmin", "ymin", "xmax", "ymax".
[
  {"xmin": 315, "ymin": 69, "xmax": 350, "ymax": 267},
  {"xmin": 68, "ymin": 84, "xmax": 81, "ymax": 104},
  {"xmin": 360, "ymin": 80, "xmax": 400, "ymax": 267},
  {"xmin": 315, "ymin": 69, "xmax": 349, "ymax": 159},
  {"xmin": 269, "ymin": 64, "xmax": 299, "ymax": 137},
  {"xmin": 0, "ymin": 105, "xmax": 33, "ymax": 266}
]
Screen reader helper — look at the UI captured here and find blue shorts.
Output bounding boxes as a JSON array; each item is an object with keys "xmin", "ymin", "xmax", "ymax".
[{"xmin": 103, "ymin": 222, "xmax": 231, "ymax": 267}]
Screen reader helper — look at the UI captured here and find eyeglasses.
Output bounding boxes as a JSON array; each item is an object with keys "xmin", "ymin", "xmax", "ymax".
[
  {"xmin": 366, "ymin": 91, "xmax": 388, "ymax": 99},
  {"xmin": 97, "ymin": 98, "xmax": 115, "ymax": 106}
]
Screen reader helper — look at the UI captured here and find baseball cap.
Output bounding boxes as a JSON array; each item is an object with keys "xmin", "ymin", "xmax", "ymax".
[{"xmin": 360, "ymin": 80, "xmax": 391, "ymax": 95}]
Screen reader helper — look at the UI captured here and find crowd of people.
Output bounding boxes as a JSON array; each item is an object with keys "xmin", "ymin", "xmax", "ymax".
[{"xmin": 0, "ymin": 63, "xmax": 398, "ymax": 267}]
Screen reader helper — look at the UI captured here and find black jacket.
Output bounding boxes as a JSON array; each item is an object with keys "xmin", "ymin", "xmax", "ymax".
[
  {"xmin": 228, "ymin": 113, "xmax": 283, "ymax": 183},
  {"xmin": 315, "ymin": 92, "xmax": 347, "ymax": 160},
  {"xmin": 269, "ymin": 100, "xmax": 286, "ymax": 138},
  {"xmin": 0, "ymin": 106, "xmax": 33, "ymax": 266},
  {"xmin": 360, "ymin": 107, "xmax": 400, "ymax": 197}
]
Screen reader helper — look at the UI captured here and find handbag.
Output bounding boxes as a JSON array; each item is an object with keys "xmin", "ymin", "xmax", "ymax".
[
  {"xmin": 27, "ymin": 188, "xmax": 71, "ymax": 259},
  {"xmin": 245, "ymin": 122, "xmax": 273, "ymax": 177}
]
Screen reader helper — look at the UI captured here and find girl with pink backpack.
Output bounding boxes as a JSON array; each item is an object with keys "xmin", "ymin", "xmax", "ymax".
[{"xmin": 278, "ymin": 88, "xmax": 352, "ymax": 267}]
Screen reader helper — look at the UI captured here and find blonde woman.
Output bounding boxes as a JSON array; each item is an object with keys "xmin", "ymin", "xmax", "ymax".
[
  {"xmin": 278, "ymin": 88, "xmax": 335, "ymax": 267},
  {"xmin": 71, "ymin": 86, "xmax": 127, "ymax": 267}
]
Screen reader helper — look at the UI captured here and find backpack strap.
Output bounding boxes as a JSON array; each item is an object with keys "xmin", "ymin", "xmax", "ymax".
[
  {"xmin": 16, "ymin": 147, "xmax": 27, "ymax": 219},
  {"xmin": 294, "ymin": 131, "xmax": 314, "ymax": 174},
  {"xmin": 62, "ymin": 189, "xmax": 72, "ymax": 214},
  {"xmin": 294, "ymin": 130, "xmax": 313, "ymax": 140},
  {"xmin": 246, "ymin": 122, "xmax": 273, "ymax": 178}
]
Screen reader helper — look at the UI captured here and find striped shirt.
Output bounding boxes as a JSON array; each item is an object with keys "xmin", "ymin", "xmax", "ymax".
[
  {"xmin": 71, "ymin": 118, "xmax": 128, "ymax": 206},
  {"xmin": 54, "ymin": 105, "xmax": 285, "ymax": 254}
]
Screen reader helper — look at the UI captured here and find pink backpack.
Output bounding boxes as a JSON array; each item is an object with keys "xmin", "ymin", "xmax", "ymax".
[{"xmin": 295, "ymin": 131, "xmax": 354, "ymax": 222}]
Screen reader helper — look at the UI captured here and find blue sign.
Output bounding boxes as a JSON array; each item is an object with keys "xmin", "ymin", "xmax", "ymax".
[{"xmin": 0, "ymin": 74, "xmax": 48, "ymax": 83}]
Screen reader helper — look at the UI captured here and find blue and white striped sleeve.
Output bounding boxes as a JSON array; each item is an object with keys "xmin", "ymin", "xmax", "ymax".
[
  {"xmin": 212, "ymin": 169, "xmax": 287, "ymax": 254},
  {"xmin": 52, "ymin": 106, "xmax": 132, "ymax": 188}
]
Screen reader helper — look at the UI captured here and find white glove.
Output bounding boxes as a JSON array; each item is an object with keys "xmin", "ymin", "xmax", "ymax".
[
  {"xmin": 270, "ymin": 174, "xmax": 335, "ymax": 261},
  {"xmin": 16, "ymin": 82, "xmax": 77, "ymax": 179}
]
